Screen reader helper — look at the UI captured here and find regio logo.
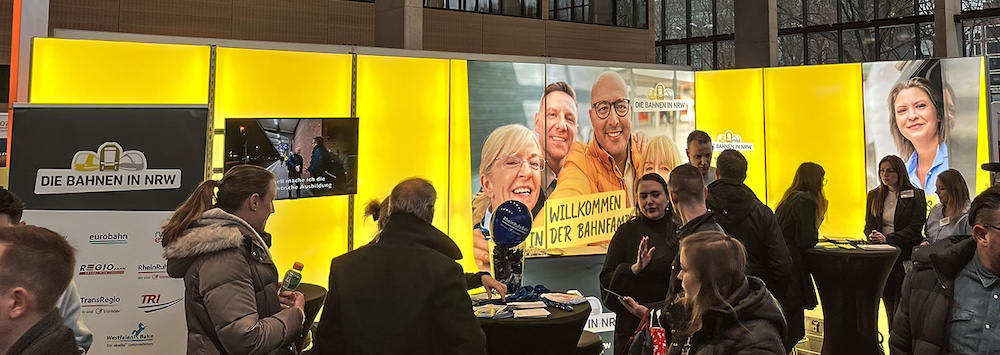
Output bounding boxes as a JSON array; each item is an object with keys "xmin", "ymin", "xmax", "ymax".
[
  {"xmin": 138, "ymin": 294, "xmax": 183, "ymax": 313},
  {"xmin": 89, "ymin": 233, "xmax": 129, "ymax": 245},
  {"xmin": 105, "ymin": 322, "xmax": 155, "ymax": 348},
  {"xmin": 79, "ymin": 263, "xmax": 126, "ymax": 276},
  {"xmin": 80, "ymin": 295, "xmax": 122, "ymax": 315}
]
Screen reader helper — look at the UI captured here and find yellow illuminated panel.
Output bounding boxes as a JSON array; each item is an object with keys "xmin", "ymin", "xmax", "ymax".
[
  {"xmin": 764, "ymin": 64, "xmax": 867, "ymax": 239},
  {"xmin": 30, "ymin": 38, "xmax": 210, "ymax": 104},
  {"xmin": 354, "ymin": 55, "xmax": 458, "ymax": 259},
  {"xmin": 978, "ymin": 58, "xmax": 991, "ymax": 194},
  {"xmin": 448, "ymin": 60, "xmax": 479, "ymax": 272},
  {"xmin": 214, "ymin": 48, "xmax": 353, "ymax": 287},
  {"xmin": 695, "ymin": 69, "xmax": 767, "ymax": 200}
]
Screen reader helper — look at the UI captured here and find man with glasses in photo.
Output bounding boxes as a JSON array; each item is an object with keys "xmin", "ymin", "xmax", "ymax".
[
  {"xmin": 890, "ymin": 185, "xmax": 1000, "ymax": 354},
  {"xmin": 549, "ymin": 71, "xmax": 642, "ymax": 206}
]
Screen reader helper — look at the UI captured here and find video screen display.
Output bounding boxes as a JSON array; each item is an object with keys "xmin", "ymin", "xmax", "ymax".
[{"xmin": 225, "ymin": 118, "xmax": 358, "ymax": 199}]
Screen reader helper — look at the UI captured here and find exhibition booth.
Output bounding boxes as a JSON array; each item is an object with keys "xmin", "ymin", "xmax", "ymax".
[{"xmin": 8, "ymin": 37, "xmax": 994, "ymax": 354}]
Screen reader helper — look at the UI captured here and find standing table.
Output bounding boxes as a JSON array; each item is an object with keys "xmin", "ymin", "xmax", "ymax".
[
  {"xmin": 804, "ymin": 246, "xmax": 899, "ymax": 355},
  {"xmin": 478, "ymin": 302, "xmax": 591, "ymax": 355}
]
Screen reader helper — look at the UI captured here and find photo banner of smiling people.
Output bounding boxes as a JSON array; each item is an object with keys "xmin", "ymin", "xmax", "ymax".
[
  {"xmin": 467, "ymin": 62, "xmax": 695, "ymax": 255},
  {"xmin": 862, "ymin": 58, "xmax": 982, "ymax": 203}
]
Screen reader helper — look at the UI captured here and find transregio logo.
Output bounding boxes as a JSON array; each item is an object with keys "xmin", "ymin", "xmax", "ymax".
[{"xmin": 80, "ymin": 295, "xmax": 122, "ymax": 315}]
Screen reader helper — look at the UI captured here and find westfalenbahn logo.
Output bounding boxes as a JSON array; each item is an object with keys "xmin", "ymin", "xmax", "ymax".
[
  {"xmin": 714, "ymin": 130, "xmax": 755, "ymax": 151},
  {"xmin": 105, "ymin": 322, "xmax": 155, "ymax": 348},
  {"xmin": 35, "ymin": 142, "xmax": 181, "ymax": 195},
  {"xmin": 89, "ymin": 233, "xmax": 129, "ymax": 245}
]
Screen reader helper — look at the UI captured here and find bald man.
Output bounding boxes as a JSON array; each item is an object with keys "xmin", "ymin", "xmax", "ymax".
[{"xmin": 549, "ymin": 71, "xmax": 642, "ymax": 206}]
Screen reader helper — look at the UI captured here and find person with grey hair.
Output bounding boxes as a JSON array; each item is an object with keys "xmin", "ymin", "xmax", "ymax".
[{"xmin": 314, "ymin": 178, "xmax": 487, "ymax": 354}]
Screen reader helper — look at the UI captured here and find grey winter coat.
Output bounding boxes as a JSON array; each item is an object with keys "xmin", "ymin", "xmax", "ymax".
[{"xmin": 164, "ymin": 208, "xmax": 304, "ymax": 355}]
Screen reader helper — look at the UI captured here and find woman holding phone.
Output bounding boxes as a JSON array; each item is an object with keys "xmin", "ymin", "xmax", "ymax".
[{"xmin": 600, "ymin": 173, "xmax": 679, "ymax": 353}]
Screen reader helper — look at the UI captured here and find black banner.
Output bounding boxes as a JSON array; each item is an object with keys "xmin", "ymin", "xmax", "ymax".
[{"xmin": 9, "ymin": 106, "xmax": 208, "ymax": 211}]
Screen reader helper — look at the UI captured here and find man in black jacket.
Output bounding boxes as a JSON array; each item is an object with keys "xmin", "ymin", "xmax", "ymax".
[
  {"xmin": 667, "ymin": 164, "xmax": 724, "ymax": 296},
  {"xmin": 707, "ymin": 149, "xmax": 793, "ymax": 304},
  {"xmin": 314, "ymin": 178, "xmax": 486, "ymax": 355},
  {"xmin": 890, "ymin": 186, "xmax": 1000, "ymax": 354},
  {"xmin": 0, "ymin": 225, "xmax": 79, "ymax": 355}
]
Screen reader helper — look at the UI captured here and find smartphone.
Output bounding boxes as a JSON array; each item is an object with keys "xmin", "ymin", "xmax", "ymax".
[{"xmin": 603, "ymin": 287, "xmax": 626, "ymax": 298}]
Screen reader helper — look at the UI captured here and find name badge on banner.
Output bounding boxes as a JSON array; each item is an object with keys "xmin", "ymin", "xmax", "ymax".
[{"xmin": 900, "ymin": 190, "xmax": 915, "ymax": 199}]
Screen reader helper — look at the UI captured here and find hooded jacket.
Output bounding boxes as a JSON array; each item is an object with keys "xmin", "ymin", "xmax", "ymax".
[
  {"xmin": 549, "ymin": 136, "xmax": 643, "ymax": 206},
  {"xmin": 890, "ymin": 235, "xmax": 977, "ymax": 355},
  {"xmin": 313, "ymin": 212, "xmax": 487, "ymax": 355},
  {"xmin": 661, "ymin": 277, "xmax": 787, "ymax": 355},
  {"xmin": 707, "ymin": 179, "xmax": 793, "ymax": 303},
  {"xmin": 164, "ymin": 208, "xmax": 304, "ymax": 355}
]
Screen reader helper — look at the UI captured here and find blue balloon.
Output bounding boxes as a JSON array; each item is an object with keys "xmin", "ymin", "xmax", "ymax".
[{"xmin": 491, "ymin": 200, "xmax": 532, "ymax": 248}]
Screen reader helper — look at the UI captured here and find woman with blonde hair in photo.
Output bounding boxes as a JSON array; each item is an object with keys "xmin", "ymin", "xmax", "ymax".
[
  {"xmin": 887, "ymin": 76, "xmax": 953, "ymax": 192},
  {"xmin": 640, "ymin": 135, "xmax": 684, "ymax": 182},
  {"xmin": 620, "ymin": 231, "xmax": 786, "ymax": 354},
  {"xmin": 471, "ymin": 124, "xmax": 544, "ymax": 270}
]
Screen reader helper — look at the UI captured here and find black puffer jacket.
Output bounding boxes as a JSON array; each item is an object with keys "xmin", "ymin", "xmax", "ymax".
[
  {"xmin": 661, "ymin": 277, "xmax": 787, "ymax": 355},
  {"xmin": 708, "ymin": 179, "xmax": 793, "ymax": 303},
  {"xmin": 889, "ymin": 235, "xmax": 976, "ymax": 355}
]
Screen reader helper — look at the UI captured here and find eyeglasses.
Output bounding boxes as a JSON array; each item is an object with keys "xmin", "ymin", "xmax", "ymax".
[
  {"xmin": 983, "ymin": 224, "xmax": 1000, "ymax": 233},
  {"xmin": 591, "ymin": 99, "xmax": 631, "ymax": 119},
  {"xmin": 493, "ymin": 156, "xmax": 545, "ymax": 171}
]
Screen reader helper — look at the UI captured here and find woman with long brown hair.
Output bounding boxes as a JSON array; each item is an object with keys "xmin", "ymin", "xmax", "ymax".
[
  {"xmin": 774, "ymin": 162, "xmax": 828, "ymax": 351},
  {"xmin": 621, "ymin": 231, "xmax": 785, "ymax": 354},
  {"xmin": 162, "ymin": 165, "xmax": 304, "ymax": 355},
  {"xmin": 865, "ymin": 155, "xmax": 927, "ymax": 329},
  {"xmin": 923, "ymin": 168, "xmax": 971, "ymax": 244}
]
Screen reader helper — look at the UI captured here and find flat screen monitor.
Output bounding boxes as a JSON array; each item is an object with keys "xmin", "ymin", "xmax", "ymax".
[{"xmin": 225, "ymin": 118, "xmax": 358, "ymax": 199}]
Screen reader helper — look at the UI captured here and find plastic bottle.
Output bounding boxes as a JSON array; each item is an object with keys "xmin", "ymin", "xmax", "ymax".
[{"xmin": 280, "ymin": 262, "xmax": 304, "ymax": 292}]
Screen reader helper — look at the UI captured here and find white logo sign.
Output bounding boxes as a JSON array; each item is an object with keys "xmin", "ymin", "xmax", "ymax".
[
  {"xmin": 35, "ymin": 142, "xmax": 181, "ymax": 194},
  {"xmin": 713, "ymin": 130, "xmax": 755, "ymax": 151}
]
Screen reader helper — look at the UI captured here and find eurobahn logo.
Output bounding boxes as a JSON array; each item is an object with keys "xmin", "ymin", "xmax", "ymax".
[
  {"xmin": 79, "ymin": 263, "xmax": 126, "ymax": 276},
  {"xmin": 138, "ymin": 294, "xmax": 183, "ymax": 313},
  {"xmin": 89, "ymin": 233, "xmax": 129, "ymax": 245}
]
